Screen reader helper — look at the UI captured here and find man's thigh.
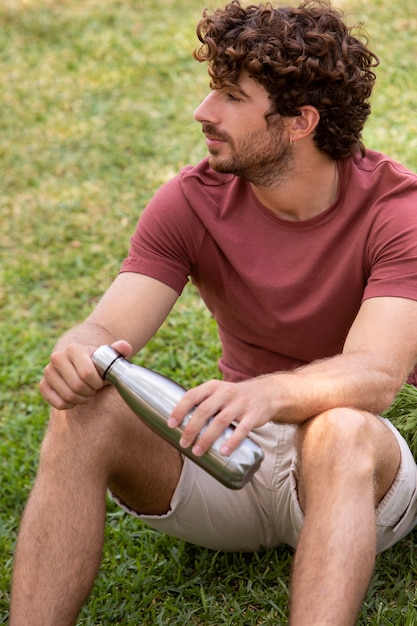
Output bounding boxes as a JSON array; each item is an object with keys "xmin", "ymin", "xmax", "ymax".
[
  {"xmin": 110, "ymin": 417, "xmax": 417, "ymax": 553},
  {"xmin": 111, "ymin": 423, "xmax": 300, "ymax": 551}
]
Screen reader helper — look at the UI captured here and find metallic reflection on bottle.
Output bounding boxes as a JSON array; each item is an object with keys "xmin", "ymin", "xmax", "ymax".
[{"xmin": 92, "ymin": 345, "xmax": 264, "ymax": 489}]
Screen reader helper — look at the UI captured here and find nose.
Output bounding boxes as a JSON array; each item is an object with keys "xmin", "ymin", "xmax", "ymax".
[{"xmin": 194, "ymin": 91, "xmax": 219, "ymax": 125}]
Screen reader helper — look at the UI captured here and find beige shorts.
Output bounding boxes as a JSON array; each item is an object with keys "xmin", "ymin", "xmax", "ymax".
[{"xmin": 112, "ymin": 419, "xmax": 417, "ymax": 554}]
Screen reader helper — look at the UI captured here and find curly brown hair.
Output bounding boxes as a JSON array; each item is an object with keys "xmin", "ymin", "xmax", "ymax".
[{"xmin": 194, "ymin": 0, "xmax": 379, "ymax": 159}]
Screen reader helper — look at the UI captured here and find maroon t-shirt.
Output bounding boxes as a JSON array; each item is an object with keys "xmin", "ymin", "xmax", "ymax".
[{"xmin": 121, "ymin": 151, "xmax": 417, "ymax": 384}]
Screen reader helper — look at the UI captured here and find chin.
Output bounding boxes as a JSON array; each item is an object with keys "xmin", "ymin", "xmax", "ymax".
[{"xmin": 208, "ymin": 156, "xmax": 232, "ymax": 174}]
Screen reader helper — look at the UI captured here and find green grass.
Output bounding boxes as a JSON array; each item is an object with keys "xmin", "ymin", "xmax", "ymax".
[{"xmin": 0, "ymin": 0, "xmax": 416, "ymax": 623}]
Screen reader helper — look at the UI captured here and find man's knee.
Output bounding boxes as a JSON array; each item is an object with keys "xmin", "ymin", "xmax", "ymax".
[
  {"xmin": 39, "ymin": 387, "xmax": 132, "ymax": 474},
  {"xmin": 297, "ymin": 407, "xmax": 376, "ymax": 461},
  {"xmin": 295, "ymin": 408, "xmax": 400, "ymax": 506},
  {"xmin": 39, "ymin": 386, "xmax": 183, "ymax": 513},
  {"xmin": 296, "ymin": 409, "xmax": 377, "ymax": 497}
]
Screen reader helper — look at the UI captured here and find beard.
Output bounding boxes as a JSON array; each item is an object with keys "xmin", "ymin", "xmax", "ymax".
[{"xmin": 202, "ymin": 117, "xmax": 295, "ymax": 188}]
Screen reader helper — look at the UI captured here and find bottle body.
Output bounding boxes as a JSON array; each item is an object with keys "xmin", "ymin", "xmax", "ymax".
[{"xmin": 92, "ymin": 345, "xmax": 264, "ymax": 489}]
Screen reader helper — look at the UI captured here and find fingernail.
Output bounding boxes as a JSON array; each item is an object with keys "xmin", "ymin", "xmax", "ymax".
[
  {"xmin": 179, "ymin": 437, "xmax": 188, "ymax": 448},
  {"xmin": 167, "ymin": 417, "xmax": 177, "ymax": 428},
  {"xmin": 192, "ymin": 444, "xmax": 203, "ymax": 457},
  {"xmin": 220, "ymin": 445, "xmax": 230, "ymax": 456}
]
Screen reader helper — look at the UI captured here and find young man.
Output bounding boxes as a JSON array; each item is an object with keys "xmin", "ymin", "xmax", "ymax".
[{"xmin": 10, "ymin": 1, "xmax": 417, "ymax": 624}]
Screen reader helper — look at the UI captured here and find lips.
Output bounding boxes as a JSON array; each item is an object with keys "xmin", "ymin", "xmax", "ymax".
[
  {"xmin": 202, "ymin": 124, "xmax": 228, "ymax": 144},
  {"xmin": 204, "ymin": 131, "xmax": 226, "ymax": 141},
  {"xmin": 206, "ymin": 137, "xmax": 226, "ymax": 149}
]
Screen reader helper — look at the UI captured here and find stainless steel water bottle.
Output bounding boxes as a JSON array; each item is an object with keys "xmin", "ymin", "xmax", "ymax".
[{"xmin": 92, "ymin": 345, "xmax": 264, "ymax": 489}]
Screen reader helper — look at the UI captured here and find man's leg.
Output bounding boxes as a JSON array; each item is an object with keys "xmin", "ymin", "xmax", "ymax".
[
  {"xmin": 289, "ymin": 408, "xmax": 401, "ymax": 626},
  {"xmin": 9, "ymin": 387, "xmax": 183, "ymax": 626}
]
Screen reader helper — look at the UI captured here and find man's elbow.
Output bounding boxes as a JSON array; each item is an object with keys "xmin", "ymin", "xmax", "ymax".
[{"xmin": 374, "ymin": 367, "xmax": 411, "ymax": 414}]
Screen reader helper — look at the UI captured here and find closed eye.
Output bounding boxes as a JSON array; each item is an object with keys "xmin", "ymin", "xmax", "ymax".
[{"xmin": 226, "ymin": 92, "xmax": 243, "ymax": 102}]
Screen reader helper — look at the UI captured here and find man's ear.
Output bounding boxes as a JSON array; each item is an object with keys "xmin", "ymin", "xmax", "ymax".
[{"xmin": 289, "ymin": 105, "xmax": 320, "ymax": 143}]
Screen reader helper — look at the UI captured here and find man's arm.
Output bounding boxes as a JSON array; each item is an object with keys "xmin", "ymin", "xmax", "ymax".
[
  {"xmin": 170, "ymin": 296, "xmax": 417, "ymax": 456},
  {"xmin": 280, "ymin": 295, "xmax": 417, "ymax": 418},
  {"xmin": 39, "ymin": 272, "xmax": 179, "ymax": 409}
]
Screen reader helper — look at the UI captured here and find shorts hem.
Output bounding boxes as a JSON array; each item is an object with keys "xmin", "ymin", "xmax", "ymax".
[{"xmin": 109, "ymin": 456, "xmax": 196, "ymax": 522}]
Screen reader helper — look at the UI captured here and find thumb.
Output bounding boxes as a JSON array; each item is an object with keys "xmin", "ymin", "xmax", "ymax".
[{"xmin": 110, "ymin": 339, "xmax": 133, "ymax": 359}]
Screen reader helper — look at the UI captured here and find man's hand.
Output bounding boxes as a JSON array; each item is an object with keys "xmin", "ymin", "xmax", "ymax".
[
  {"xmin": 39, "ymin": 339, "xmax": 132, "ymax": 410},
  {"xmin": 168, "ymin": 377, "xmax": 278, "ymax": 457}
]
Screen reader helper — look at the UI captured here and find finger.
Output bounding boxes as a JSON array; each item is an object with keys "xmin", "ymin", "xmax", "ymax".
[
  {"xmin": 65, "ymin": 347, "xmax": 105, "ymax": 391},
  {"xmin": 218, "ymin": 418, "xmax": 255, "ymax": 456},
  {"xmin": 110, "ymin": 339, "xmax": 133, "ymax": 359},
  {"xmin": 41, "ymin": 359, "xmax": 101, "ymax": 407},
  {"xmin": 39, "ymin": 376, "xmax": 84, "ymax": 410},
  {"xmin": 175, "ymin": 384, "xmax": 230, "ymax": 448},
  {"xmin": 51, "ymin": 348, "xmax": 103, "ymax": 393},
  {"xmin": 178, "ymin": 403, "xmax": 219, "ymax": 451},
  {"xmin": 189, "ymin": 407, "xmax": 240, "ymax": 456},
  {"xmin": 168, "ymin": 381, "xmax": 220, "ymax": 428}
]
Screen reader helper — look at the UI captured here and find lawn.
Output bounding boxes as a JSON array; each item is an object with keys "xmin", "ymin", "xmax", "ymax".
[{"xmin": 0, "ymin": 0, "xmax": 416, "ymax": 623}]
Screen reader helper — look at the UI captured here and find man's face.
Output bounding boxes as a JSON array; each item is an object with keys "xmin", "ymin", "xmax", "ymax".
[{"xmin": 194, "ymin": 71, "xmax": 294, "ymax": 187}]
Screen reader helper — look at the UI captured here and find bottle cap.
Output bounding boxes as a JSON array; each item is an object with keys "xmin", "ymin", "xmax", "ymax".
[{"xmin": 92, "ymin": 345, "xmax": 123, "ymax": 380}]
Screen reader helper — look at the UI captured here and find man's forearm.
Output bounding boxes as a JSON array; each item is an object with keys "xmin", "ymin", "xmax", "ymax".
[
  {"xmin": 53, "ymin": 321, "xmax": 116, "ymax": 353},
  {"xmin": 269, "ymin": 351, "xmax": 406, "ymax": 425}
]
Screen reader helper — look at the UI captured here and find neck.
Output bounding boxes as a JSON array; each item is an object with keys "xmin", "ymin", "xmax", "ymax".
[{"xmin": 251, "ymin": 151, "xmax": 339, "ymax": 221}]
